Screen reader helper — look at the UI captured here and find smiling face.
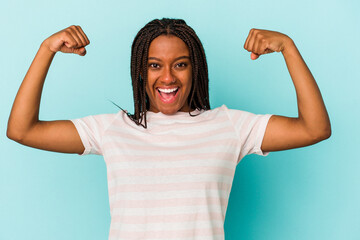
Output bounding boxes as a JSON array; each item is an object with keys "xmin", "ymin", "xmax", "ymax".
[{"xmin": 145, "ymin": 35, "xmax": 193, "ymax": 115}]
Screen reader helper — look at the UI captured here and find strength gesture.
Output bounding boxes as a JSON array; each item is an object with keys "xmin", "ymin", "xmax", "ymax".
[
  {"xmin": 7, "ymin": 25, "xmax": 90, "ymax": 154},
  {"xmin": 42, "ymin": 25, "xmax": 90, "ymax": 56},
  {"xmin": 243, "ymin": 28, "xmax": 331, "ymax": 152},
  {"xmin": 244, "ymin": 28, "xmax": 291, "ymax": 60}
]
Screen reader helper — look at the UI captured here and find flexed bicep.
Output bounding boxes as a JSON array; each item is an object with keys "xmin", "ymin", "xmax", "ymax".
[
  {"xmin": 12, "ymin": 120, "xmax": 85, "ymax": 154},
  {"xmin": 7, "ymin": 25, "xmax": 90, "ymax": 154},
  {"xmin": 261, "ymin": 115, "xmax": 328, "ymax": 152}
]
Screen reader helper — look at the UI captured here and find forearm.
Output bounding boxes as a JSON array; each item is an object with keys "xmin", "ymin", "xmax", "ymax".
[
  {"xmin": 282, "ymin": 39, "xmax": 331, "ymax": 138},
  {"xmin": 7, "ymin": 42, "xmax": 56, "ymax": 139}
]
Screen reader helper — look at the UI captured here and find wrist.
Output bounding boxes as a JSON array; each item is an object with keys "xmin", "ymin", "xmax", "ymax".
[
  {"xmin": 281, "ymin": 37, "xmax": 296, "ymax": 56},
  {"xmin": 40, "ymin": 40, "xmax": 57, "ymax": 55}
]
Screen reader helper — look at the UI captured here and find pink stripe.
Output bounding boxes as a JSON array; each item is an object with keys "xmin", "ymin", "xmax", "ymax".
[
  {"xmin": 103, "ymin": 138, "xmax": 238, "ymax": 153},
  {"xmin": 107, "ymin": 166, "xmax": 235, "ymax": 181},
  {"xmin": 105, "ymin": 123, "xmax": 233, "ymax": 143},
  {"xmin": 111, "ymin": 212, "xmax": 224, "ymax": 224},
  {"xmin": 134, "ymin": 115, "xmax": 229, "ymax": 132},
  {"xmin": 108, "ymin": 181, "xmax": 231, "ymax": 195},
  {"xmin": 109, "ymin": 226, "xmax": 224, "ymax": 239},
  {"xmin": 111, "ymin": 196, "xmax": 227, "ymax": 208},
  {"xmin": 106, "ymin": 152, "xmax": 236, "ymax": 163}
]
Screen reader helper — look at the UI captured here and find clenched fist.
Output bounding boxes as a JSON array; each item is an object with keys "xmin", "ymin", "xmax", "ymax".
[
  {"xmin": 42, "ymin": 25, "xmax": 90, "ymax": 56},
  {"xmin": 244, "ymin": 28, "xmax": 292, "ymax": 60}
]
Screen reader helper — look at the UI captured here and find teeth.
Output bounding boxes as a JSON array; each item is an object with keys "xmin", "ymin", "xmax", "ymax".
[{"xmin": 158, "ymin": 87, "xmax": 178, "ymax": 93}]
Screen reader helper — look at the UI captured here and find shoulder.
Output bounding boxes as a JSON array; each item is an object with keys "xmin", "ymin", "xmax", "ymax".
[
  {"xmin": 70, "ymin": 110, "xmax": 125, "ymax": 132},
  {"xmin": 193, "ymin": 104, "xmax": 229, "ymax": 122},
  {"xmin": 214, "ymin": 105, "xmax": 272, "ymax": 127},
  {"xmin": 208, "ymin": 104, "xmax": 251, "ymax": 120}
]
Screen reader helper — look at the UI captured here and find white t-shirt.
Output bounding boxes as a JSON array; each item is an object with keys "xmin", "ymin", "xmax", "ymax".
[{"xmin": 70, "ymin": 104, "xmax": 272, "ymax": 240}]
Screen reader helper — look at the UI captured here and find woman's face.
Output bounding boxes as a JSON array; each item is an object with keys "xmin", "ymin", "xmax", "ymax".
[{"xmin": 145, "ymin": 35, "xmax": 192, "ymax": 114}]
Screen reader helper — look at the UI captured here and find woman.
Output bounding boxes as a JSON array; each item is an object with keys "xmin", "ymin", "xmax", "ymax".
[{"xmin": 7, "ymin": 18, "xmax": 330, "ymax": 239}]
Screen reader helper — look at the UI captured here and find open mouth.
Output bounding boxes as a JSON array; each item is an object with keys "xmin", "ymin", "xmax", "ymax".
[{"xmin": 156, "ymin": 87, "xmax": 179, "ymax": 103}]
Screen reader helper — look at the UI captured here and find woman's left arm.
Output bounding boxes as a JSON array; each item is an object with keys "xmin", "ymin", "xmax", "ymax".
[{"xmin": 243, "ymin": 28, "xmax": 331, "ymax": 152}]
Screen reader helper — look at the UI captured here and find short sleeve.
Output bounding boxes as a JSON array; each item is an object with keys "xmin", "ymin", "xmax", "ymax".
[
  {"xmin": 224, "ymin": 106, "xmax": 272, "ymax": 164},
  {"xmin": 70, "ymin": 112, "xmax": 119, "ymax": 156}
]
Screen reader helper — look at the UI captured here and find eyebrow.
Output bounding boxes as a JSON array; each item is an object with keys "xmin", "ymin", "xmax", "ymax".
[{"xmin": 148, "ymin": 56, "xmax": 190, "ymax": 61}]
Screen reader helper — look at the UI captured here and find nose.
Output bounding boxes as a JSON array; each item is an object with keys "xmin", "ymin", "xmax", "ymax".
[{"xmin": 160, "ymin": 66, "xmax": 176, "ymax": 84}]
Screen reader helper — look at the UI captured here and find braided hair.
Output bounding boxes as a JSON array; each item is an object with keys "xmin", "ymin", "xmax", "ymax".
[{"xmin": 119, "ymin": 18, "xmax": 210, "ymax": 128}]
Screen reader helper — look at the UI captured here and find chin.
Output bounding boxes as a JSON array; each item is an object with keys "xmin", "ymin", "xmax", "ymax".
[{"xmin": 158, "ymin": 107, "xmax": 180, "ymax": 115}]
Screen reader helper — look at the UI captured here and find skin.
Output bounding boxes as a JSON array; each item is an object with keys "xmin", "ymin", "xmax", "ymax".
[
  {"xmin": 6, "ymin": 25, "xmax": 330, "ymax": 155},
  {"xmin": 6, "ymin": 26, "xmax": 88, "ymax": 154},
  {"xmin": 146, "ymin": 35, "xmax": 193, "ymax": 114},
  {"xmin": 243, "ymin": 29, "xmax": 331, "ymax": 152}
]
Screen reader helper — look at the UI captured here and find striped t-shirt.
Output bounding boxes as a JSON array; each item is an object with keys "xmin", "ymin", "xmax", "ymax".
[{"xmin": 70, "ymin": 104, "xmax": 272, "ymax": 240}]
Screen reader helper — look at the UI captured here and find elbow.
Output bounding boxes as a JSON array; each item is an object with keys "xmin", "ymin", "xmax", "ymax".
[
  {"xmin": 310, "ymin": 124, "xmax": 332, "ymax": 143},
  {"xmin": 7, "ymin": 120, "xmax": 38, "ymax": 144},
  {"xmin": 319, "ymin": 128, "xmax": 331, "ymax": 141},
  {"xmin": 7, "ymin": 130, "xmax": 17, "ymax": 142},
  {"xmin": 322, "ymin": 121, "xmax": 332, "ymax": 140},
  {"xmin": 6, "ymin": 127, "xmax": 25, "ymax": 143},
  {"xmin": 324, "ymin": 125, "xmax": 332, "ymax": 140}
]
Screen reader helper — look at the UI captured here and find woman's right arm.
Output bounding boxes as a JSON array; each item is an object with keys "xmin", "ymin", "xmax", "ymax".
[{"xmin": 7, "ymin": 25, "xmax": 90, "ymax": 154}]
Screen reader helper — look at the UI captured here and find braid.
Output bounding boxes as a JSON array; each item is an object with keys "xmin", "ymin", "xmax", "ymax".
[{"xmin": 118, "ymin": 18, "xmax": 210, "ymax": 128}]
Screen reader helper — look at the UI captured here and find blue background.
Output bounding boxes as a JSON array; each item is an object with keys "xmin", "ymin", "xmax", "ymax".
[{"xmin": 1, "ymin": 0, "xmax": 359, "ymax": 239}]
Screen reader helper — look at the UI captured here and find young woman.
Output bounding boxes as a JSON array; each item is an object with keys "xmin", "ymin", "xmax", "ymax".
[{"xmin": 7, "ymin": 18, "xmax": 330, "ymax": 239}]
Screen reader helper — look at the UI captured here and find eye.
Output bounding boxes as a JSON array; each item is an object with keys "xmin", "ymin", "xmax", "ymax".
[
  {"xmin": 175, "ymin": 62, "xmax": 187, "ymax": 68},
  {"xmin": 148, "ymin": 63, "xmax": 160, "ymax": 69}
]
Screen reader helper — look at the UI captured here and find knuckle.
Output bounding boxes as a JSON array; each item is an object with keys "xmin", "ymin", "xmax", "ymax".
[
  {"xmin": 255, "ymin": 32, "xmax": 262, "ymax": 39},
  {"xmin": 64, "ymin": 28, "xmax": 73, "ymax": 35},
  {"xmin": 63, "ymin": 31, "xmax": 71, "ymax": 37}
]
